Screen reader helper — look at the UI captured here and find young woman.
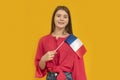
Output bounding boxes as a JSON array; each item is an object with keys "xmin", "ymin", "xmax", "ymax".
[{"xmin": 35, "ymin": 6, "xmax": 87, "ymax": 80}]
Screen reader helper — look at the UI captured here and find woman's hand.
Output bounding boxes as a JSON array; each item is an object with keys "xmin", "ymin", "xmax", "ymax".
[
  {"xmin": 39, "ymin": 50, "xmax": 56, "ymax": 70},
  {"xmin": 41, "ymin": 50, "xmax": 56, "ymax": 62}
]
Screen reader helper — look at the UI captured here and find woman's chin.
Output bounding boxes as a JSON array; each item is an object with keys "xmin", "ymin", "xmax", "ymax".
[{"xmin": 56, "ymin": 25, "xmax": 66, "ymax": 29}]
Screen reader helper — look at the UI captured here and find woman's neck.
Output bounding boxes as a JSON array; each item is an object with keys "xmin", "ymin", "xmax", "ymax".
[{"xmin": 52, "ymin": 28, "xmax": 69, "ymax": 39}]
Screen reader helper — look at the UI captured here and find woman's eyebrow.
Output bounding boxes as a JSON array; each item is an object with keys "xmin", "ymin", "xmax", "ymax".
[
  {"xmin": 56, "ymin": 13, "xmax": 61, "ymax": 15},
  {"xmin": 56, "ymin": 13, "xmax": 68, "ymax": 16}
]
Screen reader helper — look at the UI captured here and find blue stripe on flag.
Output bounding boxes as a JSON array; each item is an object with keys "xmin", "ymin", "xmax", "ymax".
[{"xmin": 65, "ymin": 34, "xmax": 77, "ymax": 44}]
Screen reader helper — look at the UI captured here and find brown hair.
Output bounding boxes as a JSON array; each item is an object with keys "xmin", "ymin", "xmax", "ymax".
[{"xmin": 50, "ymin": 6, "xmax": 73, "ymax": 34}]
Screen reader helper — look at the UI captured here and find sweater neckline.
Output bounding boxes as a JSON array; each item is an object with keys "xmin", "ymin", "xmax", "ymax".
[{"xmin": 49, "ymin": 33, "xmax": 69, "ymax": 40}]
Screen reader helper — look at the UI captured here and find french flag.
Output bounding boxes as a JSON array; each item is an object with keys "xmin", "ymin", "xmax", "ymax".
[{"xmin": 65, "ymin": 34, "xmax": 86, "ymax": 58}]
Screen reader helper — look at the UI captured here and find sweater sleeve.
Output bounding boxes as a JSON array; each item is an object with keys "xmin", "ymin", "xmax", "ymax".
[
  {"xmin": 72, "ymin": 55, "xmax": 87, "ymax": 80},
  {"xmin": 35, "ymin": 38, "xmax": 47, "ymax": 78}
]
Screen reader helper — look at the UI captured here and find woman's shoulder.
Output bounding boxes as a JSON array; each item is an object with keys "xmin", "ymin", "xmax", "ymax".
[{"xmin": 39, "ymin": 34, "xmax": 52, "ymax": 41}]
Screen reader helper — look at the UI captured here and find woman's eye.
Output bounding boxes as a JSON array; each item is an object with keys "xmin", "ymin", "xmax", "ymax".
[
  {"xmin": 64, "ymin": 15, "xmax": 68, "ymax": 18},
  {"xmin": 57, "ymin": 15, "xmax": 60, "ymax": 17}
]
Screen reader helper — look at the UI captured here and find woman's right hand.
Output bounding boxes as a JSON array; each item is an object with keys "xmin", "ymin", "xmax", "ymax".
[{"xmin": 41, "ymin": 50, "xmax": 56, "ymax": 62}]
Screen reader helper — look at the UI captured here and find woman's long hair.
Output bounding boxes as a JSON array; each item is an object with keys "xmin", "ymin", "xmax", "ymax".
[{"xmin": 50, "ymin": 6, "xmax": 73, "ymax": 34}]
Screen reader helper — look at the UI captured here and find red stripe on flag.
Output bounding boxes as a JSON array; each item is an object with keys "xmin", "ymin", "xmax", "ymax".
[{"xmin": 76, "ymin": 45, "xmax": 86, "ymax": 58}]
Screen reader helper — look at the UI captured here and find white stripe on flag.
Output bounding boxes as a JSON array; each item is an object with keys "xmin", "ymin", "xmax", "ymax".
[{"xmin": 70, "ymin": 39, "xmax": 83, "ymax": 52}]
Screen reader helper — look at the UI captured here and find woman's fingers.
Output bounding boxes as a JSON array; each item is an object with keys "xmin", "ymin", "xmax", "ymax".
[
  {"xmin": 49, "ymin": 50, "xmax": 57, "ymax": 60},
  {"xmin": 44, "ymin": 50, "xmax": 57, "ymax": 61},
  {"xmin": 50, "ymin": 50, "xmax": 57, "ymax": 55}
]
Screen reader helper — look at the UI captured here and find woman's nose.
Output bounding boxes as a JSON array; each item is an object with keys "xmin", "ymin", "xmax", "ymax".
[{"xmin": 60, "ymin": 16, "xmax": 64, "ymax": 21}]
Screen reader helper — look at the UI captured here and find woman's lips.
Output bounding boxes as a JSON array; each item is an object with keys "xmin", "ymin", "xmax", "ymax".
[{"xmin": 58, "ymin": 22, "xmax": 64, "ymax": 25}]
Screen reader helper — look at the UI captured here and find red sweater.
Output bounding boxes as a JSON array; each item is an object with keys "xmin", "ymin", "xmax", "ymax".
[{"xmin": 35, "ymin": 34, "xmax": 87, "ymax": 80}]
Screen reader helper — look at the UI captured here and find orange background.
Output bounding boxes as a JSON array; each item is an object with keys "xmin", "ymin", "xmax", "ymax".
[{"xmin": 0, "ymin": 0, "xmax": 120, "ymax": 80}]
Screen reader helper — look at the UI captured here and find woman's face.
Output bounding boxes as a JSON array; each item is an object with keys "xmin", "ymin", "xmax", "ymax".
[{"xmin": 54, "ymin": 10, "xmax": 69, "ymax": 29}]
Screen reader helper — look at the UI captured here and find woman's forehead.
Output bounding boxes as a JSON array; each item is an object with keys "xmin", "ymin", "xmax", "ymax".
[{"xmin": 55, "ymin": 10, "xmax": 68, "ymax": 15}]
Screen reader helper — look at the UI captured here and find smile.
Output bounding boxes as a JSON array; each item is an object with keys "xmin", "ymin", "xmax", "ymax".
[{"xmin": 58, "ymin": 22, "xmax": 64, "ymax": 24}]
